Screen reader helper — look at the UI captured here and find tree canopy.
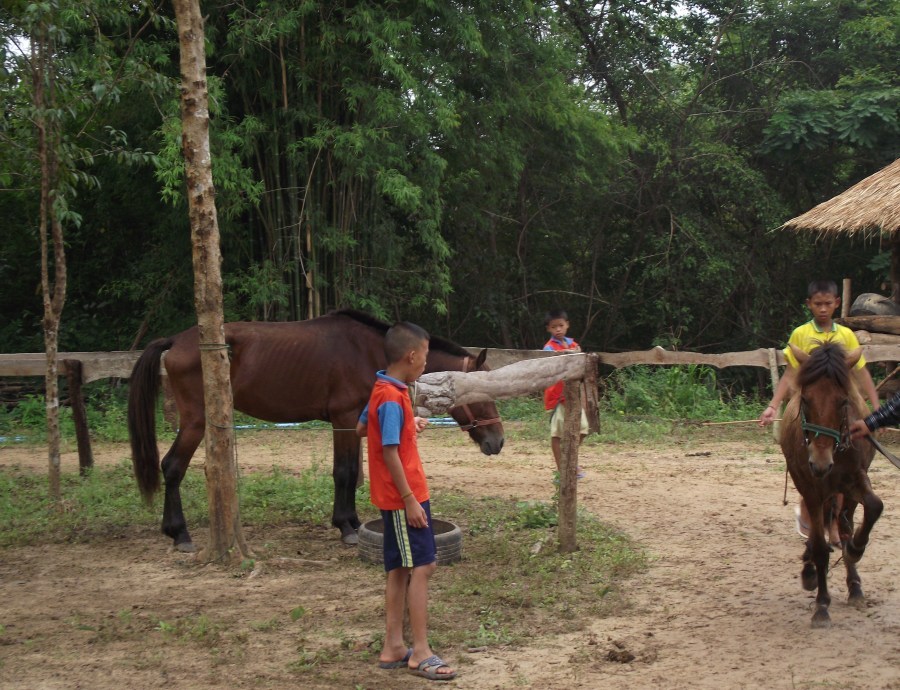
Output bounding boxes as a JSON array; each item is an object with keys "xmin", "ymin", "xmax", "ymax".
[{"xmin": 2, "ymin": 0, "xmax": 898, "ymax": 360}]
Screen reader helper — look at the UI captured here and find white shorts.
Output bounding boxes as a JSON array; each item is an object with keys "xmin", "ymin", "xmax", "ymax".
[{"xmin": 549, "ymin": 404, "xmax": 589, "ymax": 438}]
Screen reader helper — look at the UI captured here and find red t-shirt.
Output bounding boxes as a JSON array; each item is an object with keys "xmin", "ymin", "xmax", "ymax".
[
  {"xmin": 543, "ymin": 336, "xmax": 578, "ymax": 410},
  {"xmin": 366, "ymin": 377, "xmax": 430, "ymax": 510}
]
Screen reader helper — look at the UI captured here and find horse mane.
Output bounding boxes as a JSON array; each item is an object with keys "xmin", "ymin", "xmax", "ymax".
[
  {"xmin": 330, "ymin": 309, "xmax": 472, "ymax": 357},
  {"xmin": 796, "ymin": 342, "xmax": 851, "ymax": 391}
]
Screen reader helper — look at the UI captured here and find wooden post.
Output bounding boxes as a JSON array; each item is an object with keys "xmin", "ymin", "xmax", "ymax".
[
  {"xmin": 768, "ymin": 348, "xmax": 780, "ymax": 442},
  {"xmin": 558, "ymin": 379, "xmax": 581, "ymax": 553},
  {"xmin": 583, "ymin": 354, "xmax": 600, "ymax": 434},
  {"xmin": 842, "ymin": 278, "xmax": 851, "ymax": 318},
  {"xmin": 63, "ymin": 359, "xmax": 94, "ymax": 475}
]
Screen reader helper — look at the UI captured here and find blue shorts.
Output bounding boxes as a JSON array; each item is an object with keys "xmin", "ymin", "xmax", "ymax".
[{"xmin": 381, "ymin": 500, "xmax": 436, "ymax": 572}]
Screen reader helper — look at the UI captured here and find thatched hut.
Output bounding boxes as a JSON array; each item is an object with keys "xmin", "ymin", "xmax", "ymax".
[{"xmin": 782, "ymin": 157, "xmax": 900, "ymax": 302}]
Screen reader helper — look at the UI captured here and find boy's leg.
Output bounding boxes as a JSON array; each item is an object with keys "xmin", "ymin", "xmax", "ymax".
[
  {"xmin": 380, "ymin": 567, "xmax": 411, "ymax": 665},
  {"xmin": 550, "ymin": 405, "xmax": 563, "ymax": 469},
  {"xmin": 407, "ymin": 561, "xmax": 437, "ymax": 658},
  {"xmin": 407, "ymin": 562, "xmax": 455, "ymax": 678},
  {"xmin": 551, "ymin": 437, "xmax": 562, "ymax": 469}
]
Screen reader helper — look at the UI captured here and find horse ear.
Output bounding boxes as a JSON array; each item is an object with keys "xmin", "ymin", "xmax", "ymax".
[
  {"xmin": 474, "ymin": 348, "xmax": 489, "ymax": 370},
  {"xmin": 845, "ymin": 347, "xmax": 863, "ymax": 368},
  {"xmin": 789, "ymin": 343, "xmax": 809, "ymax": 364}
]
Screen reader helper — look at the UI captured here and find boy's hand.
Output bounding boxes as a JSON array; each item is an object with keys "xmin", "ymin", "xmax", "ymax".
[
  {"xmin": 758, "ymin": 405, "xmax": 778, "ymax": 427},
  {"xmin": 404, "ymin": 496, "xmax": 428, "ymax": 528},
  {"xmin": 849, "ymin": 419, "xmax": 872, "ymax": 440},
  {"xmin": 414, "ymin": 416, "xmax": 429, "ymax": 433}
]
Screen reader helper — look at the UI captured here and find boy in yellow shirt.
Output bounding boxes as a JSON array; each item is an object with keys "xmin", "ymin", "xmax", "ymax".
[{"xmin": 758, "ymin": 280, "xmax": 879, "ymax": 544}]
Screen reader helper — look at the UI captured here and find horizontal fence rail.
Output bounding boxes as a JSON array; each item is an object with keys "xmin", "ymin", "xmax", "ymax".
[{"xmin": 5, "ymin": 343, "xmax": 900, "ymax": 382}]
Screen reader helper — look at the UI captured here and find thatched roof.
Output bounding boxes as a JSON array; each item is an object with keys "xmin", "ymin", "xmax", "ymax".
[{"xmin": 782, "ymin": 157, "xmax": 900, "ymax": 237}]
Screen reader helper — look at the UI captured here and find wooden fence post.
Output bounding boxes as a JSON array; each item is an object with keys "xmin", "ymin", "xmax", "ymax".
[
  {"xmin": 767, "ymin": 348, "xmax": 780, "ymax": 442},
  {"xmin": 558, "ymin": 379, "xmax": 581, "ymax": 553},
  {"xmin": 63, "ymin": 359, "xmax": 94, "ymax": 475}
]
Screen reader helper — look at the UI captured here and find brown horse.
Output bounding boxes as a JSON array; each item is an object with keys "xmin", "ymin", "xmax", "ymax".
[
  {"xmin": 127, "ymin": 310, "xmax": 504, "ymax": 550},
  {"xmin": 781, "ymin": 342, "xmax": 882, "ymax": 627}
]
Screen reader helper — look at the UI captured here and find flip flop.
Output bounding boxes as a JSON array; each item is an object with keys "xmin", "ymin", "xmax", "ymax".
[
  {"xmin": 378, "ymin": 648, "xmax": 412, "ymax": 670},
  {"xmin": 410, "ymin": 654, "xmax": 457, "ymax": 681}
]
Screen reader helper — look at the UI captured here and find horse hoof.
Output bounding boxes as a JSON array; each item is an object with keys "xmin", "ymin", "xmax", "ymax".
[
  {"xmin": 812, "ymin": 611, "xmax": 831, "ymax": 628},
  {"xmin": 811, "ymin": 609, "xmax": 832, "ymax": 628},
  {"xmin": 175, "ymin": 542, "xmax": 197, "ymax": 553},
  {"xmin": 341, "ymin": 531, "xmax": 359, "ymax": 546},
  {"xmin": 848, "ymin": 592, "xmax": 866, "ymax": 610}
]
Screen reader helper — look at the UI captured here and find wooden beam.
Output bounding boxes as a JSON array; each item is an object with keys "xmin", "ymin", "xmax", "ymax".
[
  {"xmin": 0, "ymin": 351, "xmax": 142, "ymax": 382},
  {"xmin": 415, "ymin": 353, "xmax": 595, "ymax": 414}
]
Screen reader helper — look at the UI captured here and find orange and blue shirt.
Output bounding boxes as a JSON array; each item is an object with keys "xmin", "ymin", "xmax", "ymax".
[
  {"xmin": 362, "ymin": 371, "xmax": 430, "ymax": 510},
  {"xmin": 543, "ymin": 336, "xmax": 578, "ymax": 410}
]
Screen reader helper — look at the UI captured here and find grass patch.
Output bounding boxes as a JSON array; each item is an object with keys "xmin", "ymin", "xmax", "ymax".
[
  {"xmin": 431, "ymin": 492, "xmax": 646, "ymax": 648},
  {"xmin": 0, "ymin": 459, "xmax": 360, "ymax": 547}
]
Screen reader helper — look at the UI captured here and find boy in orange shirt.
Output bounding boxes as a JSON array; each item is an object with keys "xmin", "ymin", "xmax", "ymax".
[{"xmin": 356, "ymin": 321, "xmax": 456, "ymax": 681}]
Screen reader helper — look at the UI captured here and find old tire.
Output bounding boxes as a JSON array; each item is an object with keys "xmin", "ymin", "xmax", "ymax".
[{"xmin": 357, "ymin": 518, "xmax": 462, "ymax": 566}]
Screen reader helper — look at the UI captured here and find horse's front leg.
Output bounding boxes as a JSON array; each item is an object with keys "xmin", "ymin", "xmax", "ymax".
[
  {"xmin": 160, "ymin": 425, "xmax": 203, "ymax": 552},
  {"xmin": 805, "ymin": 501, "xmax": 833, "ymax": 628},
  {"xmin": 843, "ymin": 482, "xmax": 883, "ymax": 565},
  {"xmin": 838, "ymin": 501, "xmax": 865, "ymax": 607},
  {"xmin": 331, "ymin": 428, "xmax": 362, "ymax": 545}
]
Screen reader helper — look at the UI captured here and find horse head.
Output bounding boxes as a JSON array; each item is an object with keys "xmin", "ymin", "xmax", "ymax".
[
  {"xmin": 794, "ymin": 343, "xmax": 858, "ymax": 478},
  {"xmin": 448, "ymin": 349, "xmax": 505, "ymax": 455}
]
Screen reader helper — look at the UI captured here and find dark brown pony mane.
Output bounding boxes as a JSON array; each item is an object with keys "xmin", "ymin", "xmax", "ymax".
[
  {"xmin": 330, "ymin": 309, "xmax": 472, "ymax": 358},
  {"xmin": 796, "ymin": 342, "xmax": 851, "ymax": 391}
]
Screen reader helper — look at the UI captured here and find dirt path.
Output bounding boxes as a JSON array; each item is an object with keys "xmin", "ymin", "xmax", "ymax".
[{"xmin": 2, "ymin": 425, "xmax": 900, "ymax": 689}]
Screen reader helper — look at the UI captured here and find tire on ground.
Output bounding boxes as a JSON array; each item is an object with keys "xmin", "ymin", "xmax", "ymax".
[{"xmin": 357, "ymin": 518, "xmax": 462, "ymax": 566}]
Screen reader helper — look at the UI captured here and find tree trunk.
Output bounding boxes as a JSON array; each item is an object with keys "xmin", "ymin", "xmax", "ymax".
[
  {"xmin": 33, "ymin": 19, "xmax": 66, "ymax": 502},
  {"xmin": 173, "ymin": 0, "xmax": 250, "ymax": 564}
]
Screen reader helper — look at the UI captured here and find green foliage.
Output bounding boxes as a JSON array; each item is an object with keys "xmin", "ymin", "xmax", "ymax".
[
  {"xmin": 238, "ymin": 464, "xmax": 352, "ymax": 527},
  {"xmin": 1, "ymin": 0, "xmax": 898, "ymax": 382},
  {"xmin": 0, "ymin": 460, "xmax": 340, "ymax": 547},
  {"xmin": 0, "ymin": 383, "xmax": 141, "ymax": 444},
  {"xmin": 604, "ymin": 365, "xmax": 759, "ymax": 422}
]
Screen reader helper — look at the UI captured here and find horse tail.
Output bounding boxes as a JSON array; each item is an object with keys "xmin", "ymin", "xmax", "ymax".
[{"xmin": 127, "ymin": 337, "xmax": 173, "ymax": 503}]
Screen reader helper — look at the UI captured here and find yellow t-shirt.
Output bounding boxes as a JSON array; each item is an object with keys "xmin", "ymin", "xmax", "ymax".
[{"xmin": 783, "ymin": 320, "xmax": 866, "ymax": 370}]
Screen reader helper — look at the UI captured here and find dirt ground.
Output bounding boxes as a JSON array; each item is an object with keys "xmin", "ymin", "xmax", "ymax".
[{"xmin": 2, "ymin": 422, "xmax": 900, "ymax": 689}]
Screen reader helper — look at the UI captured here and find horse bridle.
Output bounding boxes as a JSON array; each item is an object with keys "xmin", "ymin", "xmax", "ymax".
[
  {"xmin": 799, "ymin": 401, "xmax": 851, "ymax": 452},
  {"xmin": 454, "ymin": 356, "xmax": 502, "ymax": 433}
]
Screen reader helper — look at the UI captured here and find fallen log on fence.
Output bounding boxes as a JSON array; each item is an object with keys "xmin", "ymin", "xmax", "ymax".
[
  {"xmin": 416, "ymin": 352, "xmax": 598, "ymax": 554},
  {"xmin": 414, "ymin": 352, "xmax": 597, "ymax": 413}
]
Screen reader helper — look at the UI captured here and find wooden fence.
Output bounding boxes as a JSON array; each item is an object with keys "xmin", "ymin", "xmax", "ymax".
[{"xmin": 5, "ymin": 342, "xmax": 900, "ymax": 381}]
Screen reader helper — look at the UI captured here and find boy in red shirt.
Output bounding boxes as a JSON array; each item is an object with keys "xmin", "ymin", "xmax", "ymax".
[
  {"xmin": 543, "ymin": 309, "xmax": 589, "ymax": 476},
  {"xmin": 356, "ymin": 321, "xmax": 456, "ymax": 681}
]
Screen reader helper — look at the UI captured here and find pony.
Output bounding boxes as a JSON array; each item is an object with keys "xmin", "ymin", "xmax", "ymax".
[
  {"xmin": 780, "ymin": 342, "xmax": 882, "ymax": 627},
  {"xmin": 127, "ymin": 310, "xmax": 504, "ymax": 550}
]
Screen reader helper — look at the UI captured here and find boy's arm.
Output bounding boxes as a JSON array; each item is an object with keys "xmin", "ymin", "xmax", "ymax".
[
  {"xmin": 759, "ymin": 366, "xmax": 797, "ymax": 426},
  {"xmin": 382, "ymin": 446, "xmax": 428, "ymax": 528},
  {"xmin": 853, "ymin": 366, "xmax": 880, "ymax": 411},
  {"xmin": 356, "ymin": 403, "xmax": 369, "ymax": 437}
]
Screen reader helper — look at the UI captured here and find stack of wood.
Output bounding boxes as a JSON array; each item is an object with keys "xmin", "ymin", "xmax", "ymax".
[{"xmin": 839, "ymin": 293, "xmax": 900, "ymax": 397}]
